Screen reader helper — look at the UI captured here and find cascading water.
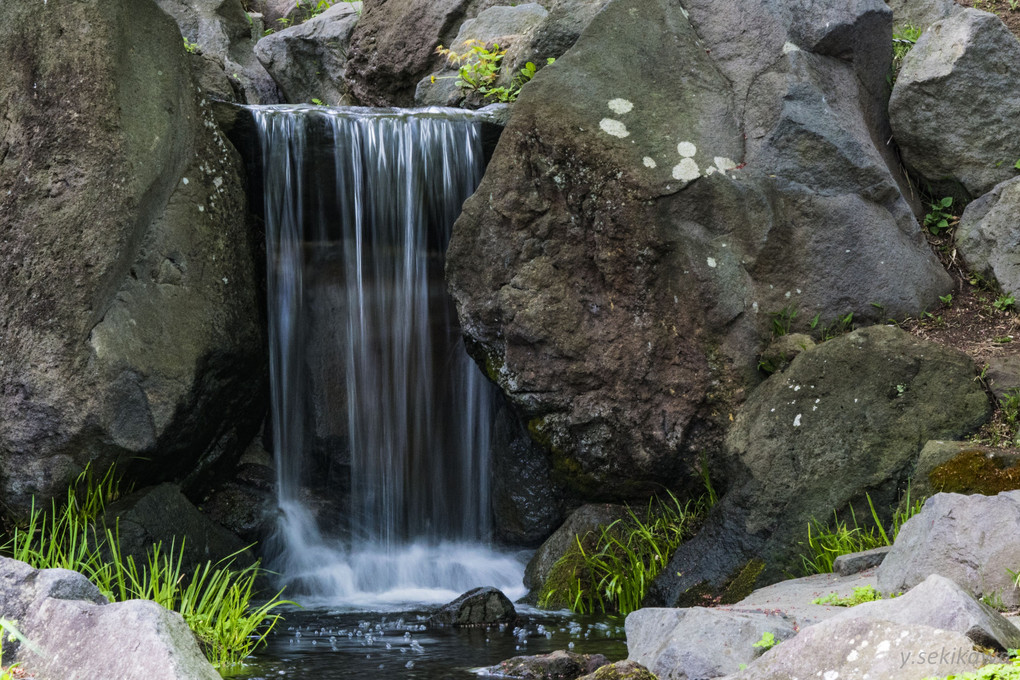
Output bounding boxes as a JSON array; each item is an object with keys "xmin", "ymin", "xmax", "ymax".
[{"xmin": 253, "ymin": 106, "xmax": 524, "ymax": 607}]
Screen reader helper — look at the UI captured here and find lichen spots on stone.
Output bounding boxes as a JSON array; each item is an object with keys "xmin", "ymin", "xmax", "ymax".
[
  {"xmin": 677, "ymin": 141, "xmax": 697, "ymax": 157},
  {"xmin": 672, "ymin": 158, "xmax": 699, "ymax": 181},
  {"xmin": 706, "ymin": 257, "xmax": 717, "ymax": 268},
  {"xmin": 643, "ymin": 156, "xmax": 657, "ymax": 168},
  {"xmin": 608, "ymin": 98, "xmax": 634, "ymax": 114},
  {"xmin": 783, "ymin": 41, "xmax": 801, "ymax": 53},
  {"xmin": 600, "ymin": 118, "xmax": 630, "ymax": 138},
  {"xmin": 714, "ymin": 157, "xmax": 737, "ymax": 173}
]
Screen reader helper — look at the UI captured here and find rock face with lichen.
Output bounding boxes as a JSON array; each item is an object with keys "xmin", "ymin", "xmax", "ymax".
[
  {"xmin": 0, "ymin": 0, "xmax": 265, "ymax": 513},
  {"xmin": 446, "ymin": 0, "xmax": 951, "ymax": 500}
]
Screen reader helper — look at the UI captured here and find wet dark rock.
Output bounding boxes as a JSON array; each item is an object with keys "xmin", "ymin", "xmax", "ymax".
[
  {"xmin": 101, "ymin": 483, "xmax": 254, "ymax": 574},
  {"xmin": 0, "ymin": 0, "xmax": 266, "ymax": 514},
  {"xmin": 481, "ymin": 650, "xmax": 611, "ymax": 680},
  {"xmin": 430, "ymin": 586, "xmax": 518, "ymax": 626},
  {"xmin": 0, "ymin": 557, "xmax": 220, "ymax": 680},
  {"xmin": 577, "ymin": 660, "xmax": 656, "ymax": 680},
  {"xmin": 878, "ymin": 491, "xmax": 1020, "ymax": 607},
  {"xmin": 651, "ymin": 326, "xmax": 990, "ymax": 604}
]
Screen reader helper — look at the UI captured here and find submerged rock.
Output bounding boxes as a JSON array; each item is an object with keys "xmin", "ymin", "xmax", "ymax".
[
  {"xmin": 447, "ymin": 0, "xmax": 950, "ymax": 501},
  {"xmin": 430, "ymin": 586, "xmax": 518, "ymax": 626},
  {"xmin": 0, "ymin": 557, "xmax": 220, "ymax": 680},
  {"xmin": 626, "ymin": 607, "xmax": 796, "ymax": 680},
  {"xmin": 890, "ymin": 9, "xmax": 1020, "ymax": 198},
  {"xmin": 651, "ymin": 326, "xmax": 989, "ymax": 604},
  {"xmin": 481, "ymin": 650, "xmax": 610, "ymax": 679},
  {"xmin": 878, "ymin": 491, "xmax": 1020, "ymax": 608},
  {"xmin": 0, "ymin": 0, "xmax": 266, "ymax": 512}
]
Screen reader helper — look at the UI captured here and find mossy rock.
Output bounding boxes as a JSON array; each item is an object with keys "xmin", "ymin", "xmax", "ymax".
[{"xmin": 914, "ymin": 440, "xmax": 1020, "ymax": 498}]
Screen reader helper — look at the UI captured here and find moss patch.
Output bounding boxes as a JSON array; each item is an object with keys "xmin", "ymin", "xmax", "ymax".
[
  {"xmin": 719, "ymin": 558, "xmax": 766, "ymax": 604},
  {"xmin": 929, "ymin": 449, "xmax": 1020, "ymax": 495}
]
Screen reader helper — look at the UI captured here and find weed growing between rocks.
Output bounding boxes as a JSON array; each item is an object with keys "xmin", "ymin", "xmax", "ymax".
[
  {"xmin": 926, "ymin": 651, "xmax": 1020, "ymax": 679},
  {"xmin": 0, "ymin": 618, "xmax": 36, "ymax": 679},
  {"xmin": 812, "ymin": 585, "xmax": 884, "ymax": 606},
  {"xmin": 537, "ymin": 493, "xmax": 703, "ymax": 615},
  {"xmin": 0, "ymin": 466, "xmax": 290, "ymax": 673},
  {"xmin": 799, "ymin": 492, "xmax": 923, "ymax": 575}
]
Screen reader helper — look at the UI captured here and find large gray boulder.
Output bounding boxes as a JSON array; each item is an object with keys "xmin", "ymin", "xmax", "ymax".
[
  {"xmin": 829, "ymin": 574, "xmax": 1020, "ymax": 652},
  {"xmin": 878, "ymin": 491, "xmax": 1020, "ymax": 607},
  {"xmin": 0, "ymin": 0, "xmax": 266, "ymax": 513},
  {"xmin": 890, "ymin": 9, "xmax": 1020, "ymax": 199},
  {"xmin": 254, "ymin": 2, "xmax": 362, "ymax": 105},
  {"xmin": 886, "ymin": 0, "xmax": 960, "ymax": 30},
  {"xmin": 650, "ymin": 326, "xmax": 989, "ymax": 604},
  {"xmin": 957, "ymin": 176, "xmax": 1020, "ymax": 297},
  {"xmin": 723, "ymin": 616, "xmax": 994, "ymax": 680},
  {"xmin": 626, "ymin": 607, "xmax": 797, "ymax": 680},
  {"xmin": 155, "ymin": 0, "xmax": 282, "ymax": 103},
  {"xmin": 0, "ymin": 557, "xmax": 220, "ymax": 680},
  {"xmin": 447, "ymin": 0, "xmax": 951, "ymax": 500}
]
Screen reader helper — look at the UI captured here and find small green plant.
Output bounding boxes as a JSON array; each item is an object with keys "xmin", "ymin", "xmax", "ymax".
[
  {"xmin": 994, "ymin": 294, "xmax": 1016, "ymax": 312},
  {"xmin": 435, "ymin": 41, "xmax": 553, "ymax": 102},
  {"xmin": 770, "ymin": 305, "xmax": 798, "ymax": 336},
  {"xmin": 800, "ymin": 489, "xmax": 922, "ymax": 575},
  {"xmin": 538, "ymin": 493, "xmax": 703, "ymax": 615},
  {"xmin": 940, "ymin": 293, "xmax": 953, "ymax": 306},
  {"xmin": 924, "ymin": 196, "xmax": 955, "ymax": 235},
  {"xmin": 0, "ymin": 618, "xmax": 41, "ymax": 679},
  {"xmin": 183, "ymin": 37, "xmax": 200, "ymax": 54},
  {"xmin": 0, "ymin": 466, "xmax": 291, "ymax": 671},
  {"xmin": 981, "ymin": 591, "xmax": 1009, "ymax": 612},
  {"xmin": 819, "ymin": 312, "xmax": 855, "ymax": 341},
  {"xmin": 699, "ymin": 452, "xmax": 718, "ymax": 510},
  {"xmin": 753, "ymin": 630, "xmax": 779, "ymax": 652},
  {"xmin": 311, "ymin": 98, "xmax": 324, "ymax": 106},
  {"xmin": 812, "ymin": 585, "xmax": 884, "ymax": 607}
]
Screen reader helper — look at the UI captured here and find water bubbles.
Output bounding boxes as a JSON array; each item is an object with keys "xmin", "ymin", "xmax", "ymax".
[
  {"xmin": 405, "ymin": 661, "xmax": 415, "ymax": 669},
  {"xmin": 568, "ymin": 642, "xmax": 576, "ymax": 650}
]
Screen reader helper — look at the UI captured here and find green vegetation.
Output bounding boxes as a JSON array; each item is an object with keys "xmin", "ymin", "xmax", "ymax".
[
  {"xmin": 924, "ymin": 196, "xmax": 956, "ymax": 235},
  {"xmin": 890, "ymin": 25, "xmax": 921, "ymax": 85},
  {"xmin": 925, "ymin": 652, "xmax": 1020, "ymax": 680},
  {"xmin": 538, "ymin": 493, "xmax": 703, "ymax": 615},
  {"xmin": 0, "ymin": 618, "xmax": 38, "ymax": 679},
  {"xmin": 800, "ymin": 490, "xmax": 923, "ymax": 575},
  {"xmin": 753, "ymin": 630, "xmax": 779, "ymax": 652},
  {"xmin": 435, "ymin": 40, "xmax": 554, "ymax": 102},
  {"xmin": 183, "ymin": 37, "xmax": 200, "ymax": 54},
  {"xmin": 812, "ymin": 585, "xmax": 884, "ymax": 606},
  {"xmin": 0, "ymin": 466, "xmax": 290, "ymax": 672},
  {"xmin": 994, "ymin": 294, "xmax": 1016, "ymax": 312},
  {"xmin": 769, "ymin": 305, "xmax": 798, "ymax": 337}
]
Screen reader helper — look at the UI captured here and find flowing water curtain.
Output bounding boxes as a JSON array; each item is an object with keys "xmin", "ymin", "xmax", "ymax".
[{"xmin": 254, "ymin": 106, "xmax": 503, "ymax": 600}]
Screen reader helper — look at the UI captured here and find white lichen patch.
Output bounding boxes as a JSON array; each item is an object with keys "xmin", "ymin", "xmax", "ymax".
[
  {"xmin": 182, "ymin": 177, "xmax": 189, "ymax": 185},
  {"xmin": 643, "ymin": 156, "xmax": 657, "ymax": 168},
  {"xmin": 677, "ymin": 141, "xmax": 697, "ymax": 157},
  {"xmin": 608, "ymin": 98, "xmax": 634, "ymax": 114},
  {"xmin": 793, "ymin": 414, "xmax": 802, "ymax": 427},
  {"xmin": 706, "ymin": 257, "xmax": 717, "ymax": 268},
  {"xmin": 600, "ymin": 118, "xmax": 630, "ymax": 138},
  {"xmin": 705, "ymin": 166, "xmax": 717, "ymax": 175},
  {"xmin": 783, "ymin": 41, "xmax": 801, "ymax": 53},
  {"xmin": 823, "ymin": 671, "xmax": 839, "ymax": 680},
  {"xmin": 672, "ymin": 158, "xmax": 700, "ymax": 181},
  {"xmin": 714, "ymin": 156, "xmax": 738, "ymax": 173}
]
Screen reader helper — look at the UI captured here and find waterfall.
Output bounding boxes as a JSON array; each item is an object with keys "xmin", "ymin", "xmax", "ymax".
[{"xmin": 253, "ymin": 105, "xmax": 524, "ymax": 607}]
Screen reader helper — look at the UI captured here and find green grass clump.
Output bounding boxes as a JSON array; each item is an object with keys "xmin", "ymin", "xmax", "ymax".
[
  {"xmin": 926, "ymin": 651, "xmax": 1020, "ymax": 679},
  {"xmin": 812, "ymin": 585, "xmax": 884, "ymax": 607},
  {"xmin": 0, "ymin": 466, "xmax": 290, "ymax": 673},
  {"xmin": 538, "ymin": 493, "xmax": 703, "ymax": 615},
  {"xmin": 800, "ymin": 490, "xmax": 923, "ymax": 575}
]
